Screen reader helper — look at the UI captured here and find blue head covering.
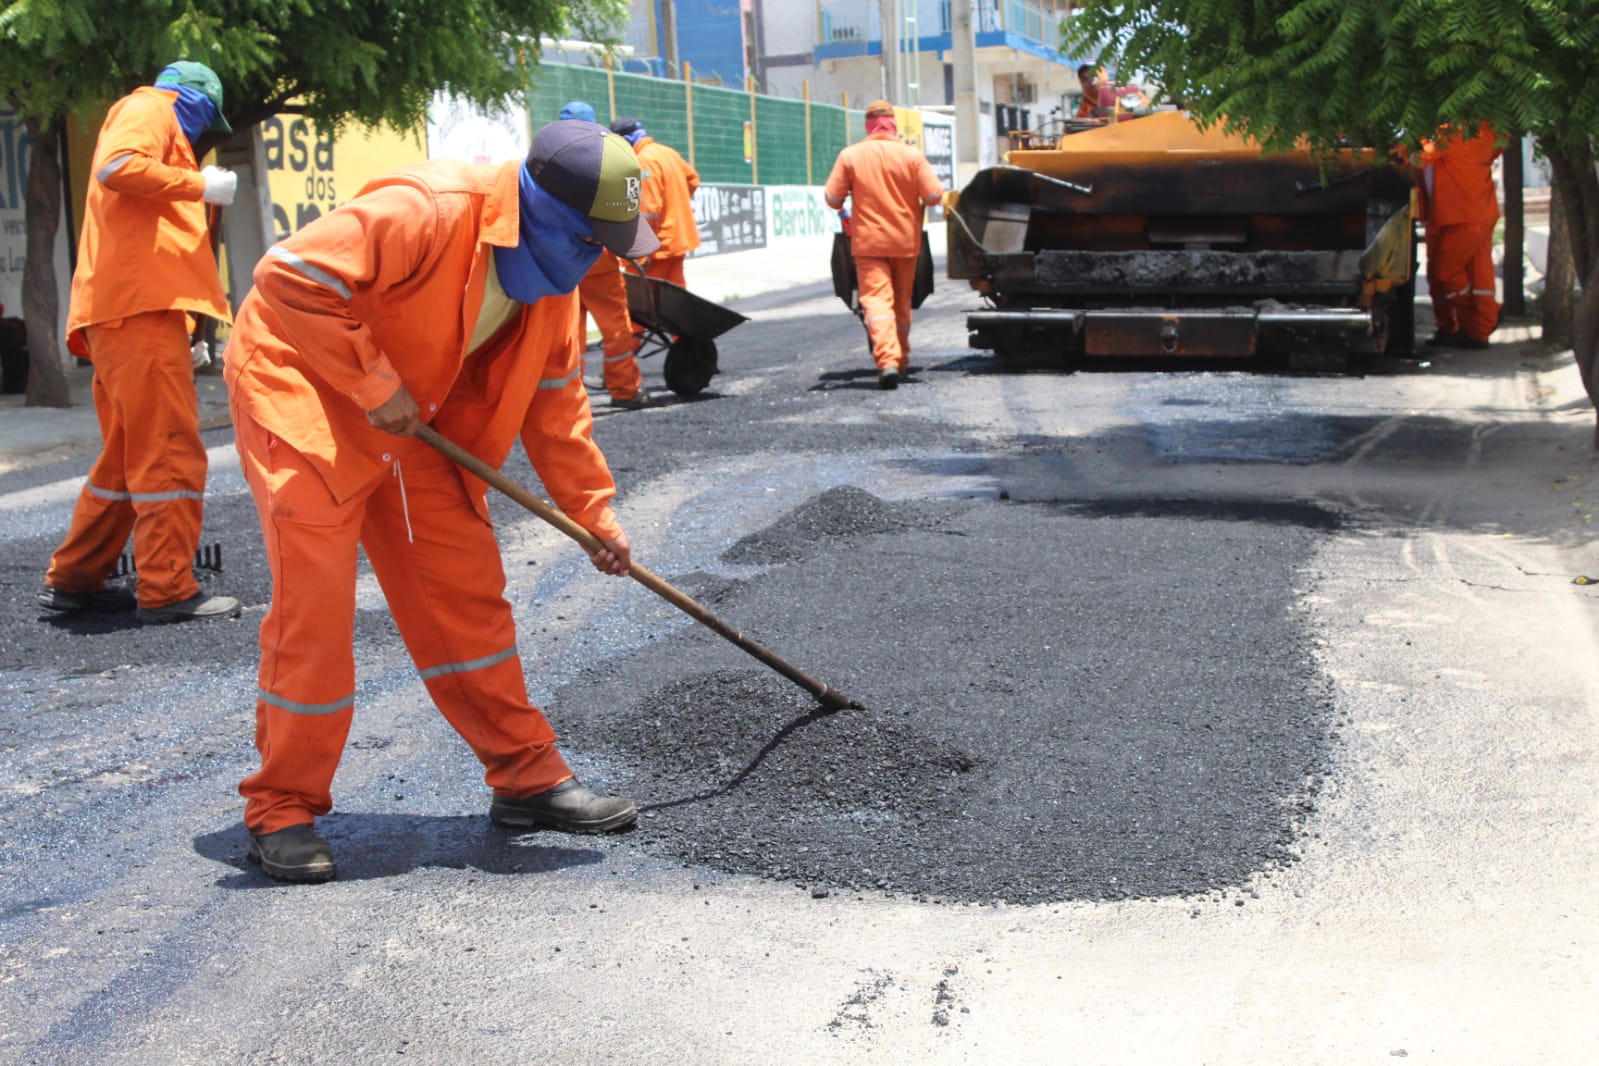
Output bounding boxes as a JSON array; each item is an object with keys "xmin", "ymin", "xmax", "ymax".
[
  {"xmin": 493, "ymin": 167, "xmax": 604, "ymax": 303},
  {"xmin": 559, "ymin": 100, "xmax": 597, "ymax": 123},
  {"xmin": 153, "ymin": 63, "xmax": 224, "ymax": 150}
]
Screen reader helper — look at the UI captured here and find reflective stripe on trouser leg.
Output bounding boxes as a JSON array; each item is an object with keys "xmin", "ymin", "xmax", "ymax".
[
  {"xmin": 1461, "ymin": 225, "xmax": 1501, "ymax": 341},
  {"xmin": 578, "ymin": 254, "xmax": 643, "ymax": 401},
  {"xmin": 45, "ymin": 310, "xmax": 205, "ymax": 606},
  {"xmin": 233, "ymin": 403, "xmax": 365, "ymax": 834},
  {"xmin": 1427, "ymin": 221, "xmax": 1498, "ymax": 339},
  {"xmin": 855, "ymin": 255, "xmax": 918, "ymax": 370},
  {"xmin": 358, "ymin": 441, "xmax": 571, "ymax": 797}
]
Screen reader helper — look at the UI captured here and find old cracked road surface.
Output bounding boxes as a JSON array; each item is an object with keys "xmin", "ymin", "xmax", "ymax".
[{"xmin": 2, "ymin": 274, "xmax": 1597, "ymax": 1064}]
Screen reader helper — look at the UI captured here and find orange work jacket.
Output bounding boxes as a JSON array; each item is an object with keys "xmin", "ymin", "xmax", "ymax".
[
  {"xmin": 633, "ymin": 137, "xmax": 701, "ymax": 259},
  {"xmin": 66, "ymin": 86, "xmax": 232, "ymax": 357},
  {"xmin": 225, "ymin": 158, "xmax": 620, "ymax": 539},
  {"xmin": 823, "ymin": 133, "xmax": 944, "ymax": 258},
  {"xmin": 1420, "ymin": 122, "xmax": 1502, "ymax": 227}
]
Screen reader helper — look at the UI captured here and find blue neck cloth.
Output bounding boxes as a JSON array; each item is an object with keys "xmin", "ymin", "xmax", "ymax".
[
  {"xmin": 622, "ymin": 127, "xmax": 648, "ymax": 146},
  {"xmin": 493, "ymin": 168, "xmax": 604, "ymax": 304},
  {"xmin": 155, "ymin": 82, "xmax": 218, "ymax": 151}
]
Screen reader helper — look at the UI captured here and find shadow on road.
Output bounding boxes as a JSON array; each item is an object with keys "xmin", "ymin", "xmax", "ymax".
[{"xmin": 193, "ymin": 813, "xmax": 611, "ymax": 886}]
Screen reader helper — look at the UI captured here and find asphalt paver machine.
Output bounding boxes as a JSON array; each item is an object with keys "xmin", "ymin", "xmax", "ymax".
[{"xmin": 946, "ymin": 110, "xmax": 1418, "ymax": 371}]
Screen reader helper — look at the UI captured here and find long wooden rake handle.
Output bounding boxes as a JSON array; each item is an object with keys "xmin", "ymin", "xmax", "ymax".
[{"xmin": 416, "ymin": 424, "xmax": 860, "ymax": 712}]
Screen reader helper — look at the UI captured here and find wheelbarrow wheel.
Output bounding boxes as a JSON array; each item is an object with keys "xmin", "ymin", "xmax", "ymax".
[{"xmin": 663, "ymin": 336, "xmax": 718, "ymax": 396}]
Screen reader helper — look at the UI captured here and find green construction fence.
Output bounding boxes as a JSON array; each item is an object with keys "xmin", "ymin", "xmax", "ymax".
[{"xmin": 524, "ymin": 63, "xmax": 866, "ymax": 186}]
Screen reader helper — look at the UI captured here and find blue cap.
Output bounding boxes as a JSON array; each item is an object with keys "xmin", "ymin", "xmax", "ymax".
[{"xmin": 559, "ymin": 100, "xmax": 597, "ymax": 124}]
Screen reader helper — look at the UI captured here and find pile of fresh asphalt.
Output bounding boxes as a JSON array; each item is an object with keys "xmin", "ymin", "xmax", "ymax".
[{"xmin": 556, "ymin": 484, "xmax": 1340, "ymax": 905}]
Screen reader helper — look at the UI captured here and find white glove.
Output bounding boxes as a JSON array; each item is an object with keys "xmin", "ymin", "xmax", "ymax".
[
  {"xmin": 190, "ymin": 339, "xmax": 211, "ymax": 369},
  {"xmin": 201, "ymin": 166, "xmax": 237, "ymax": 206}
]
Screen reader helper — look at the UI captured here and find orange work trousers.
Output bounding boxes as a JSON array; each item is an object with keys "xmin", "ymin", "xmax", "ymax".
[
  {"xmin": 1426, "ymin": 220, "xmax": 1500, "ymax": 341},
  {"xmin": 45, "ymin": 309, "xmax": 206, "ymax": 608},
  {"xmin": 644, "ymin": 255, "xmax": 688, "ymax": 288},
  {"xmin": 855, "ymin": 255, "xmax": 918, "ymax": 371},
  {"xmin": 232, "ymin": 405, "xmax": 572, "ymax": 834},
  {"xmin": 577, "ymin": 251, "xmax": 643, "ymax": 402}
]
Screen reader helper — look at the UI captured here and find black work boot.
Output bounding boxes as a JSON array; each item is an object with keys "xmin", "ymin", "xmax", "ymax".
[
  {"xmin": 489, "ymin": 778, "xmax": 638, "ymax": 833},
  {"xmin": 249, "ymin": 824, "xmax": 337, "ymax": 883},
  {"xmin": 37, "ymin": 584, "xmax": 136, "ymax": 613}
]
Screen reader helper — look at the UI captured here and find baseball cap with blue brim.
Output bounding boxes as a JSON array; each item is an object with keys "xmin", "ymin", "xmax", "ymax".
[
  {"xmin": 154, "ymin": 61, "xmax": 232, "ymax": 133},
  {"xmin": 527, "ymin": 120, "xmax": 658, "ymax": 259}
]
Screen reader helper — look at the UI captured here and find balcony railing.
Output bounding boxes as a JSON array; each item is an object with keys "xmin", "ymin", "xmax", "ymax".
[{"xmin": 817, "ymin": 0, "xmax": 1063, "ymax": 47}]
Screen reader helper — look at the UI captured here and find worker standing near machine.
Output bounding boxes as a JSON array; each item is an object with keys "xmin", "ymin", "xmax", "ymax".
[
  {"xmin": 823, "ymin": 99, "xmax": 944, "ymax": 389},
  {"xmin": 222, "ymin": 120, "xmax": 658, "ymax": 883},
  {"xmin": 1420, "ymin": 122, "xmax": 1503, "ymax": 349},
  {"xmin": 559, "ymin": 101, "xmax": 650, "ymax": 409},
  {"xmin": 609, "ymin": 116, "xmax": 701, "ymax": 288},
  {"xmin": 38, "ymin": 60, "xmax": 241, "ymax": 624}
]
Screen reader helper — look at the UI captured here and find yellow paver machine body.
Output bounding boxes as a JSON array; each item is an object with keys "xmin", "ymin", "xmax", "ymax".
[{"xmin": 947, "ymin": 110, "xmax": 1418, "ymax": 370}]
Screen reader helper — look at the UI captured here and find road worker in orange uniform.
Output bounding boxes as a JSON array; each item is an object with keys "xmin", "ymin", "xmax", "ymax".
[
  {"xmin": 1420, "ymin": 122, "xmax": 1503, "ymax": 349},
  {"xmin": 610, "ymin": 116, "xmax": 700, "ymax": 288},
  {"xmin": 823, "ymin": 99, "xmax": 944, "ymax": 389},
  {"xmin": 39, "ymin": 61, "xmax": 242, "ymax": 623},
  {"xmin": 222, "ymin": 120, "xmax": 658, "ymax": 883},
  {"xmin": 1075, "ymin": 64, "xmax": 1110, "ymax": 119},
  {"xmin": 560, "ymin": 101, "xmax": 649, "ymax": 408}
]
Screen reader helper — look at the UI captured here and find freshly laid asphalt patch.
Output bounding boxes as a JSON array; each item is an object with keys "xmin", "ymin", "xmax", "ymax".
[{"xmin": 556, "ymin": 485, "xmax": 1341, "ymax": 905}]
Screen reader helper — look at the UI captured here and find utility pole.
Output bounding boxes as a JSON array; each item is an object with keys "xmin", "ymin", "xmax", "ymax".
[
  {"xmin": 878, "ymin": 0, "xmax": 899, "ymax": 102},
  {"xmin": 659, "ymin": 0, "xmax": 680, "ymax": 75},
  {"xmin": 950, "ymin": 0, "xmax": 980, "ymax": 184}
]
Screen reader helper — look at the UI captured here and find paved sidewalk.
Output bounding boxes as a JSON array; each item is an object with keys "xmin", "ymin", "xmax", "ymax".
[{"xmin": 0, "ymin": 229, "xmax": 885, "ymax": 475}]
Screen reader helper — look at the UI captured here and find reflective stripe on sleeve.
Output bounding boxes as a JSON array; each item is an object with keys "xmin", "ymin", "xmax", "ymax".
[
  {"xmin": 267, "ymin": 246, "xmax": 354, "ymax": 300},
  {"xmin": 537, "ymin": 367, "xmax": 581, "ymax": 390},
  {"xmin": 259, "ymin": 688, "xmax": 354, "ymax": 716},
  {"xmin": 417, "ymin": 645, "xmax": 519, "ymax": 681},
  {"xmin": 97, "ymin": 153, "xmax": 135, "ymax": 183}
]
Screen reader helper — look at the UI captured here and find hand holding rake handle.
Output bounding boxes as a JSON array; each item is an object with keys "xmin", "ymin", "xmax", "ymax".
[{"xmin": 417, "ymin": 424, "xmax": 861, "ymax": 713}]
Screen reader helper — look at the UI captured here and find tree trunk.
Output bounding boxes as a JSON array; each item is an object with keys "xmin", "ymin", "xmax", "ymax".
[
  {"xmin": 22, "ymin": 117, "xmax": 69, "ymax": 407},
  {"xmin": 1544, "ymin": 142, "xmax": 1599, "ymax": 443},
  {"xmin": 1502, "ymin": 131, "xmax": 1525, "ymax": 319},
  {"xmin": 1543, "ymin": 182, "xmax": 1574, "ymax": 347}
]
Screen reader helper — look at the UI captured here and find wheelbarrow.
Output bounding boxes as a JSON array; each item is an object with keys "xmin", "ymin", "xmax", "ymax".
[
  {"xmin": 623, "ymin": 270, "xmax": 749, "ymax": 397},
  {"xmin": 829, "ymin": 229, "xmax": 937, "ymax": 328}
]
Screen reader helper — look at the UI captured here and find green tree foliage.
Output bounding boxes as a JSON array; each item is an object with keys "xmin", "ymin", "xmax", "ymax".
[
  {"xmin": 0, "ymin": 0, "xmax": 627, "ymax": 404},
  {"xmin": 1065, "ymin": 0, "xmax": 1599, "ymax": 434}
]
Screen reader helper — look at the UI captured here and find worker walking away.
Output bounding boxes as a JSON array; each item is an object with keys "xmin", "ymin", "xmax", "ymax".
[
  {"xmin": 823, "ymin": 99, "xmax": 944, "ymax": 389},
  {"xmin": 560, "ymin": 101, "xmax": 650, "ymax": 408},
  {"xmin": 609, "ymin": 116, "xmax": 700, "ymax": 288},
  {"xmin": 223, "ymin": 120, "xmax": 659, "ymax": 883},
  {"xmin": 39, "ymin": 61, "xmax": 241, "ymax": 623},
  {"xmin": 1420, "ymin": 122, "xmax": 1503, "ymax": 349}
]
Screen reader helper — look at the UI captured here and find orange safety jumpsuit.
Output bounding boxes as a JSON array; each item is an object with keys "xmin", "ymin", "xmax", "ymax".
[
  {"xmin": 576, "ymin": 250, "xmax": 643, "ymax": 402},
  {"xmin": 1422, "ymin": 122, "xmax": 1502, "ymax": 342},
  {"xmin": 44, "ymin": 86, "xmax": 232, "ymax": 608},
  {"xmin": 633, "ymin": 136, "xmax": 701, "ymax": 287},
  {"xmin": 824, "ymin": 132, "xmax": 944, "ymax": 372},
  {"xmin": 224, "ymin": 159, "xmax": 622, "ymax": 835}
]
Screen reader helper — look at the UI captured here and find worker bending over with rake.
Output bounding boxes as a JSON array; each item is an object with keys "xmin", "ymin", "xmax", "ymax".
[
  {"xmin": 824, "ymin": 99, "xmax": 944, "ymax": 389},
  {"xmin": 223, "ymin": 120, "xmax": 658, "ymax": 883}
]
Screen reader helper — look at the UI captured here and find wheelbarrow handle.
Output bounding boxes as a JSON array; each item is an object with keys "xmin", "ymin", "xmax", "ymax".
[{"xmin": 415, "ymin": 424, "xmax": 860, "ymax": 712}]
